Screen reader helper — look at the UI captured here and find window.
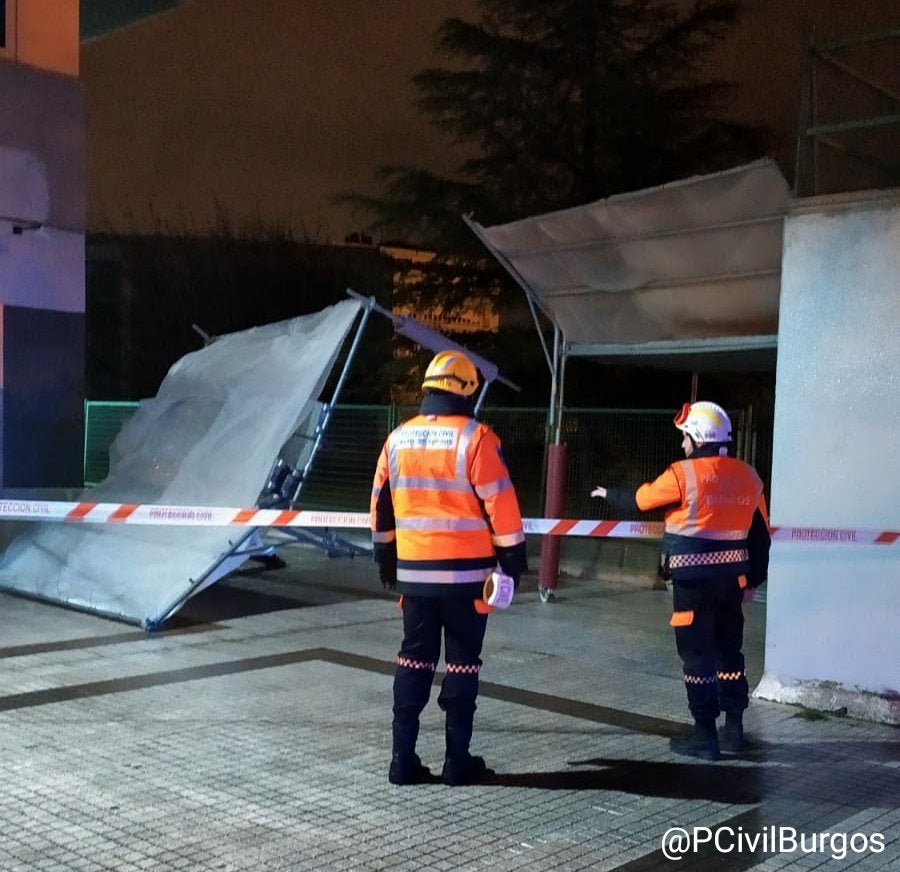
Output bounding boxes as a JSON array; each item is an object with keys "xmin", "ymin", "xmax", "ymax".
[
  {"xmin": 0, "ymin": 0, "xmax": 12, "ymax": 56},
  {"xmin": 0, "ymin": 0, "xmax": 17, "ymax": 58}
]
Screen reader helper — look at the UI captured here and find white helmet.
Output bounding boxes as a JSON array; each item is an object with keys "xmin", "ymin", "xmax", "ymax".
[{"xmin": 673, "ymin": 401, "xmax": 732, "ymax": 445}]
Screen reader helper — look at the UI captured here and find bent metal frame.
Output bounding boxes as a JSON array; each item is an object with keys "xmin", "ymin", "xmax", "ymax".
[{"xmin": 149, "ymin": 291, "xmax": 518, "ymax": 630}]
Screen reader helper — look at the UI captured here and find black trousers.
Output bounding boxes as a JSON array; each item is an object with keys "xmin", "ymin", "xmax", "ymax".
[
  {"xmin": 393, "ymin": 596, "xmax": 489, "ymax": 730},
  {"xmin": 671, "ymin": 575, "xmax": 748, "ymax": 722}
]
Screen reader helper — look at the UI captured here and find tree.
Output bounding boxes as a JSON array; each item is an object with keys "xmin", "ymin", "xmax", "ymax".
[
  {"xmin": 349, "ymin": 0, "xmax": 764, "ymax": 251},
  {"xmin": 341, "ymin": 1, "xmax": 772, "ymax": 411}
]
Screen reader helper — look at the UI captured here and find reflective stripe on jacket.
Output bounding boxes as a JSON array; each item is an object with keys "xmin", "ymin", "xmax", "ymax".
[
  {"xmin": 635, "ymin": 456, "xmax": 769, "ymax": 580},
  {"xmin": 370, "ymin": 413, "xmax": 525, "ymax": 590}
]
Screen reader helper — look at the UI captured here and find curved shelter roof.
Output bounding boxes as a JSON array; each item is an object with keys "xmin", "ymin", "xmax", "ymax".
[{"xmin": 469, "ymin": 159, "xmax": 791, "ymax": 371}]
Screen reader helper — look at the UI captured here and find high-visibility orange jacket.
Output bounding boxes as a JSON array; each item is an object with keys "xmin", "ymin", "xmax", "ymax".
[
  {"xmin": 371, "ymin": 401, "xmax": 526, "ymax": 596},
  {"xmin": 611, "ymin": 454, "xmax": 770, "ymax": 583}
]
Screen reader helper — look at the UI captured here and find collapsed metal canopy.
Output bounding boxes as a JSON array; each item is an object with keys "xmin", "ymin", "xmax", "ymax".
[{"xmin": 467, "ymin": 159, "xmax": 791, "ymax": 372}]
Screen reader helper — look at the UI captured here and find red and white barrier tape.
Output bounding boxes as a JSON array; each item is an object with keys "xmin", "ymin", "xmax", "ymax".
[
  {"xmin": 0, "ymin": 500, "xmax": 370, "ymax": 529},
  {"xmin": 523, "ymin": 519, "xmax": 898, "ymax": 544},
  {"xmin": 768, "ymin": 526, "xmax": 898, "ymax": 545},
  {"xmin": 0, "ymin": 500, "xmax": 896, "ymax": 544},
  {"xmin": 523, "ymin": 518, "xmax": 666, "ymax": 539}
]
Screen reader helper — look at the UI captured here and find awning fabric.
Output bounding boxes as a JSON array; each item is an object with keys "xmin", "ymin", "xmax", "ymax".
[
  {"xmin": 0, "ymin": 301, "xmax": 360, "ymax": 628},
  {"xmin": 472, "ymin": 159, "xmax": 791, "ymax": 369}
]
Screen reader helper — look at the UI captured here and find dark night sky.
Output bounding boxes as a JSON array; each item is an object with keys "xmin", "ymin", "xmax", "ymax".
[{"xmin": 81, "ymin": 0, "xmax": 898, "ymax": 242}]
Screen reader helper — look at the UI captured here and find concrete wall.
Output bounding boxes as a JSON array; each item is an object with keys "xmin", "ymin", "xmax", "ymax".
[
  {"xmin": 756, "ymin": 189, "xmax": 900, "ymax": 723},
  {"xmin": 0, "ymin": 47, "xmax": 85, "ymax": 489}
]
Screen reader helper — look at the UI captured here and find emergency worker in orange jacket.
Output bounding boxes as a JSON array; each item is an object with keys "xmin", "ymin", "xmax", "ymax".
[
  {"xmin": 591, "ymin": 401, "xmax": 770, "ymax": 761},
  {"xmin": 371, "ymin": 350, "xmax": 527, "ymax": 785}
]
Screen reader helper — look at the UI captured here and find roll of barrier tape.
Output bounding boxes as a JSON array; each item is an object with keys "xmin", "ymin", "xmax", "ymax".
[{"xmin": 483, "ymin": 569, "xmax": 515, "ymax": 609}]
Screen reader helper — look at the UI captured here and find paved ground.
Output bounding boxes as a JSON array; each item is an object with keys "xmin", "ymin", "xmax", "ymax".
[{"xmin": 1, "ymin": 547, "xmax": 897, "ymax": 871}]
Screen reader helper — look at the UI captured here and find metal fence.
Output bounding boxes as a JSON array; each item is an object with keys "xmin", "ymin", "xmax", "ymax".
[
  {"xmin": 83, "ymin": 401, "xmax": 141, "ymax": 486},
  {"xmin": 84, "ymin": 401, "xmax": 773, "ymax": 520}
]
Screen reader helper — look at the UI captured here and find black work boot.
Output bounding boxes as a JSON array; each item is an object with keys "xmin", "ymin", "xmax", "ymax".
[
  {"xmin": 669, "ymin": 719, "xmax": 721, "ymax": 761},
  {"xmin": 389, "ymin": 752, "xmax": 432, "ymax": 785},
  {"xmin": 441, "ymin": 754, "xmax": 491, "ymax": 786},
  {"xmin": 718, "ymin": 711, "xmax": 749, "ymax": 753},
  {"xmin": 388, "ymin": 723, "xmax": 433, "ymax": 785},
  {"xmin": 441, "ymin": 721, "xmax": 494, "ymax": 786}
]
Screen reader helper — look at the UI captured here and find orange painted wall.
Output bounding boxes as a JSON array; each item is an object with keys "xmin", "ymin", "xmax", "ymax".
[{"xmin": 2, "ymin": 0, "xmax": 79, "ymax": 75}]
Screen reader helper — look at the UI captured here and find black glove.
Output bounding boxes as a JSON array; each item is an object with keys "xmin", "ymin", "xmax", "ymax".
[
  {"xmin": 496, "ymin": 542, "xmax": 527, "ymax": 591},
  {"xmin": 373, "ymin": 542, "xmax": 397, "ymax": 591},
  {"xmin": 379, "ymin": 559, "xmax": 397, "ymax": 591},
  {"xmin": 746, "ymin": 509, "xmax": 771, "ymax": 588}
]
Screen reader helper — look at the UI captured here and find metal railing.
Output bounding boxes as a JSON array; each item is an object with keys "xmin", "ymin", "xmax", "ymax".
[{"xmin": 794, "ymin": 27, "xmax": 900, "ymax": 196}]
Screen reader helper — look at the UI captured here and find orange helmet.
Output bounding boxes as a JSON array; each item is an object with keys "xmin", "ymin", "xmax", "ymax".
[
  {"xmin": 674, "ymin": 401, "xmax": 732, "ymax": 445},
  {"xmin": 422, "ymin": 350, "xmax": 479, "ymax": 397}
]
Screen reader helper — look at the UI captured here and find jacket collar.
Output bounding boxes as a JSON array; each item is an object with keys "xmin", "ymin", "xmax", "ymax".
[{"xmin": 420, "ymin": 390, "xmax": 475, "ymax": 417}]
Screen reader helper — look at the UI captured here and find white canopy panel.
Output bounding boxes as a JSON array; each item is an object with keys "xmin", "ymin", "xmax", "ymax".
[
  {"xmin": 473, "ymin": 159, "xmax": 790, "ymax": 366},
  {"xmin": 0, "ymin": 301, "xmax": 360, "ymax": 628}
]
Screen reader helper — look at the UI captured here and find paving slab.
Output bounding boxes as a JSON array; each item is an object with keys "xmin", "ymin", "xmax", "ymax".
[{"xmin": 1, "ymin": 549, "xmax": 896, "ymax": 871}]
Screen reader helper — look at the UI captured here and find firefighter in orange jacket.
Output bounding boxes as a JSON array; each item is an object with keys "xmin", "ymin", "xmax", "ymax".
[
  {"xmin": 371, "ymin": 350, "xmax": 527, "ymax": 786},
  {"xmin": 592, "ymin": 401, "xmax": 770, "ymax": 761}
]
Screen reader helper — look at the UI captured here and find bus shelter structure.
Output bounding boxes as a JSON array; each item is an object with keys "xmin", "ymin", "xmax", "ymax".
[
  {"xmin": 0, "ymin": 294, "xmax": 515, "ymax": 630},
  {"xmin": 466, "ymin": 159, "xmax": 792, "ymax": 599}
]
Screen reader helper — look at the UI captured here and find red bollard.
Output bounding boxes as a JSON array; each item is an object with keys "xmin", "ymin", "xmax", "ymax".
[{"xmin": 538, "ymin": 442, "xmax": 567, "ymax": 602}]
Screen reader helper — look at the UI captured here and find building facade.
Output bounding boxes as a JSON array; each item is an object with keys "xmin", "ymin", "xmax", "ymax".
[{"xmin": 0, "ymin": 0, "xmax": 84, "ymax": 488}]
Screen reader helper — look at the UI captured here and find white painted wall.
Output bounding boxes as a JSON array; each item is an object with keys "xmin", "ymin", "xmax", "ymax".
[
  {"xmin": 0, "ymin": 226, "xmax": 84, "ymax": 313},
  {"xmin": 758, "ymin": 189, "xmax": 900, "ymax": 722},
  {"xmin": 1, "ymin": 55, "xmax": 85, "ymax": 488}
]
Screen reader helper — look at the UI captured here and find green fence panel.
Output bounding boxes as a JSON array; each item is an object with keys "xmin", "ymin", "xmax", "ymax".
[
  {"xmin": 297, "ymin": 405, "xmax": 394, "ymax": 512},
  {"xmin": 83, "ymin": 400, "xmax": 140, "ymax": 485},
  {"xmin": 84, "ymin": 402, "xmax": 772, "ymax": 520},
  {"xmin": 560, "ymin": 409, "xmax": 678, "ymax": 522},
  {"xmin": 480, "ymin": 407, "xmax": 550, "ymax": 517}
]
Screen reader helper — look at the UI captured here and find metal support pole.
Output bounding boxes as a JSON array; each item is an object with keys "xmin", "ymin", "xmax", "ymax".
[
  {"xmin": 538, "ymin": 443, "xmax": 567, "ymax": 603},
  {"xmin": 148, "ymin": 296, "xmax": 375, "ymax": 630},
  {"xmin": 146, "ymin": 526, "xmax": 260, "ymax": 631},
  {"xmin": 473, "ymin": 380, "xmax": 491, "ymax": 418},
  {"xmin": 293, "ymin": 294, "xmax": 375, "ymax": 500},
  {"xmin": 346, "ymin": 288, "xmax": 520, "ymax": 396},
  {"xmin": 463, "ymin": 214, "xmax": 555, "ymax": 375},
  {"xmin": 538, "ymin": 332, "xmax": 567, "ymax": 602}
]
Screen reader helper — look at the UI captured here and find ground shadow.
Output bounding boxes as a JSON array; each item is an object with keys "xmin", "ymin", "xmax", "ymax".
[
  {"xmin": 487, "ymin": 757, "xmax": 764, "ymax": 803},
  {"xmin": 486, "ymin": 737, "xmax": 900, "ymax": 810},
  {"xmin": 174, "ymin": 582, "xmax": 309, "ymax": 624},
  {"xmin": 171, "ymin": 562, "xmax": 380, "ymax": 625}
]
